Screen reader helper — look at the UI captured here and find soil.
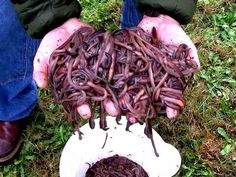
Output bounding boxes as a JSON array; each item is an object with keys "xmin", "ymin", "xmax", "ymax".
[{"xmin": 85, "ymin": 155, "xmax": 149, "ymax": 177}]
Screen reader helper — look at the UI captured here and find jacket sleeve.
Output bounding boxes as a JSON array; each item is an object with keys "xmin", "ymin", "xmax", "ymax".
[
  {"xmin": 11, "ymin": 0, "xmax": 82, "ymax": 38},
  {"xmin": 135, "ymin": 0, "xmax": 197, "ymax": 24}
]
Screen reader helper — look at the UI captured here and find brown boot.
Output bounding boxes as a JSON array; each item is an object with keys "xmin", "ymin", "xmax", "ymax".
[{"xmin": 0, "ymin": 120, "xmax": 23, "ymax": 164}]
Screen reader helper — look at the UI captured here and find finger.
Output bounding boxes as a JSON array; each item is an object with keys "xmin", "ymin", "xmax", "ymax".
[
  {"xmin": 166, "ymin": 107, "xmax": 178, "ymax": 119},
  {"xmin": 127, "ymin": 114, "xmax": 137, "ymax": 124},
  {"xmin": 103, "ymin": 99, "xmax": 120, "ymax": 117},
  {"xmin": 33, "ymin": 71, "xmax": 48, "ymax": 88},
  {"xmin": 33, "ymin": 49, "xmax": 50, "ymax": 88},
  {"xmin": 77, "ymin": 103, "xmax": 92, "ymax": 119}
]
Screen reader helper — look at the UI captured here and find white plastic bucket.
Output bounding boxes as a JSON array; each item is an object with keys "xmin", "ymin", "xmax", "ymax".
[{"xmin": 60, "ymin": 116, "xmax": 181, "ymax": 177}]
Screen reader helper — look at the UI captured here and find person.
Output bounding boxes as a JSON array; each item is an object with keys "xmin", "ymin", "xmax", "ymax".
[{"xmin": 0, "ymin": 0, "xmax": 199, "ymax": 164}]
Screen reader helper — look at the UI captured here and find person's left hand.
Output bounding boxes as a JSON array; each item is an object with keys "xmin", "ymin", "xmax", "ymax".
[{"xmin": 138, "ymin": 15, "xmax": 200, "ymax": 119}]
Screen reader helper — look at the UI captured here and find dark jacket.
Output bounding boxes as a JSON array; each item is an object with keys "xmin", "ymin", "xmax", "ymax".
[{"xmin": 11, "ymin": 0, "xmax": 197, "ymax": 39}]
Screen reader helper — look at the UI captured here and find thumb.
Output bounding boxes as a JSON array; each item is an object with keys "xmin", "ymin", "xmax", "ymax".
[
  {"xmin": 166, "ymin": 107, "xmax": 178, "ymax": 119},
  {"xmin": 33, "ymin": 29, "xmax": 70, "ymax": 88}
]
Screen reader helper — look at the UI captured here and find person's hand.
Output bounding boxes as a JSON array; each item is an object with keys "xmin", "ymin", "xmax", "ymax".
[
  {"xmin": 33, "ymin": 18, "xmax": 120, "ymax": 119},
  {"xmin": 138, "ymin": 15, "xmax": 200, "ymax": 119}
]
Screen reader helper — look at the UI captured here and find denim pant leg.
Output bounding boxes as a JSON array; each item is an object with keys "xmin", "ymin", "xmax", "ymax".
[
  {"xmin": 0, "ymin": 0, "xmax": 41, "ymax": 121},
  {"xmin": 121, "ymin": 0, "xmax": 143, "ymax": 29}
]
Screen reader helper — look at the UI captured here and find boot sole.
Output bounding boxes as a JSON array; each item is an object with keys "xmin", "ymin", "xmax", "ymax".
[{"xmin": 0, "ymin": 139, "xmax": 23, "ymax": 164}]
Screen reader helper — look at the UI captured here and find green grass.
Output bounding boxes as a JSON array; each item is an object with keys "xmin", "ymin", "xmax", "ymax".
[{"xmin": 1, "ymin": 0, "xmax": 236, "ymax": 176}]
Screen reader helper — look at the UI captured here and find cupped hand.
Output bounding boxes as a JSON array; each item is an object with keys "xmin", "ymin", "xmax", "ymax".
[
  {"xmin": 138, "ymin": 15, "xmax": 200, "ymax": 68},
  {"xmin": 138, "ymin": 15, "xmax": 200, "ymax": 119},
  {"xmin": 33, "ymin": 18, "xmax": 120, "ymax": 119}
]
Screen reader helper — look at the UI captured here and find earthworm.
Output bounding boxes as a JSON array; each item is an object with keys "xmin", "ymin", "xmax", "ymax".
[
  {"xmin": 48, "ymin": 26, "xmax": 197, "ymax": 146},
  {"xmin": 89, "ymin": 114, "xmax": 95, "ymax": 130},
  {"xmin": 99, "ymin": 101, "xmax": 109, "ymax": 130},
  {"xmin": 85, "ymin": 155, "xmax": 149, "ymax": 177}
]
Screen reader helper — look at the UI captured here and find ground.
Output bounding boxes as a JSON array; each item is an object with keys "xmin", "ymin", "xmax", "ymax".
[{"xmin": 0, "ymin": 0, "xmax": 235, "ymax": 176}]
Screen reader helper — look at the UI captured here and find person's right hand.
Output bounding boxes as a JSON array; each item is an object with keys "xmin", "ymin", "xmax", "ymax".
[
  {"xmin": 33, "ymin": 18, "xmax": 120, "ymax": 119},
  {"xmin": 138, "ymin": 15, "xmax": 200, "ymax": 119}
]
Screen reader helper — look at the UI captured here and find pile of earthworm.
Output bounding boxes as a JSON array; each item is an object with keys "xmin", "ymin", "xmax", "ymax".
[
  {"xmin": 85, "ymin": 155, "xmax": 149, "ymax": 177},
  {"xmin": 48, "ymin": 26, "xmax": 198, "ymax": 141}
]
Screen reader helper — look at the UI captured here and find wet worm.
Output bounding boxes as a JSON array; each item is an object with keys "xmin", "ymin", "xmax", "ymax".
[
  {"xmin": 48, "ymin": 26, "xmax": 198, "ymax": 144},
  {"xmin": 85, "ymin": 155, "xmax": 149, "ymax": 177}
]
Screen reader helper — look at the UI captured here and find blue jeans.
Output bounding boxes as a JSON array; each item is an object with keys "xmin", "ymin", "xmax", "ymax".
[
  {"xmin": 0, "ymin": 0, "xmax": 41, "ymax": 121},
  {"xmin": 121, "ymin": 0, "xmax": 143, "ymax": 29}
]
